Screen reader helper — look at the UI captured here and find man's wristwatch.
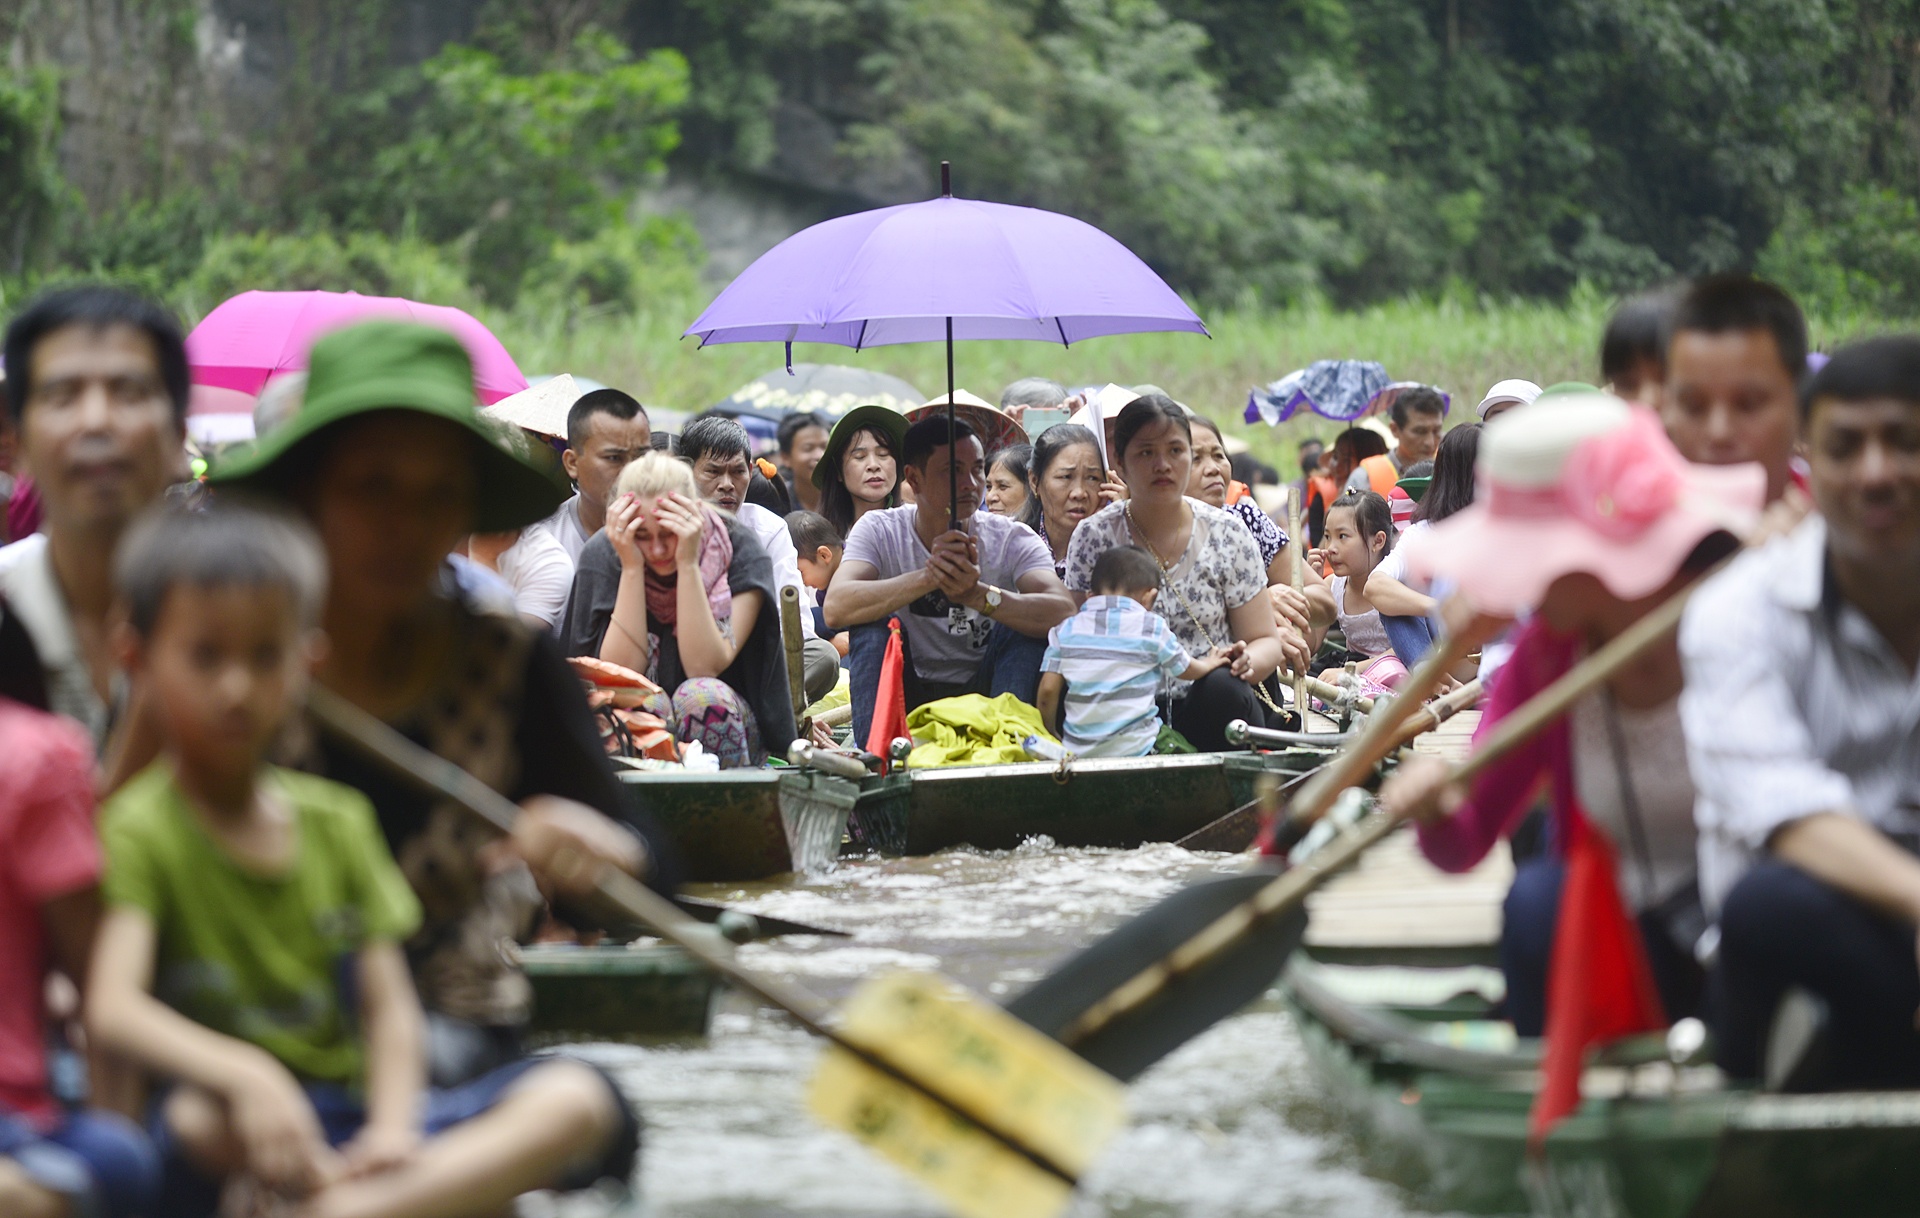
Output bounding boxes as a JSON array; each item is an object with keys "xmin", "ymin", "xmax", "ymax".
[{"xmin": 980, "ymin": 584, "xmax": 1004, "ymax": 616}]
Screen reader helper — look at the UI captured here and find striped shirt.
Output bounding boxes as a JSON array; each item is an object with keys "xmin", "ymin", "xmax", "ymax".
[
  {"xmin": 1042, "ymin": 595, "xmax": 1192, "ymax": 758},
  {"xmin": 1679, "ymin": 516, "xmax": 1920, "ymax": 913}
]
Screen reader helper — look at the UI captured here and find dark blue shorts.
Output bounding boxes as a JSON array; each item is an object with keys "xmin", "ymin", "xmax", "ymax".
[
  {"xmin": 157, "ymin": 1054, "xmax": 638, "ymax": 1215},
  {"xmin": 0, "ymin": 1105, "xmax": 160, "ymax": 1218}
]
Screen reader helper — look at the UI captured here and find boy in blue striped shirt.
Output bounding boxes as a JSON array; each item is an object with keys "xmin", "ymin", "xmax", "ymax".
[{"xmin": 1037, "ymin": 547, "xmax": 1229, "ymax": 758}]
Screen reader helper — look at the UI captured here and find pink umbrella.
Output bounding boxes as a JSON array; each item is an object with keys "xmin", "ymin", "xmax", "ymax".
[{"xmin": 186, "ymin": 290, "xmax": 528, "ymax": 410}]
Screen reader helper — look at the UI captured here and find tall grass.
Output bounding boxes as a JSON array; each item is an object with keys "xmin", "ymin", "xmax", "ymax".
[
  {"xmin": 490, "ymin": 283, "xmax": 1907, "ymax": 470},
  {"xmin": 493, "ymin": 288, "xmax": 1627, "ymax": 467}
]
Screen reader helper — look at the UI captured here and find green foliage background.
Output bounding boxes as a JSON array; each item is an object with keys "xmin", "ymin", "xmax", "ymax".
[{"xmin": 1, "ymin": 0, "xmax": 1917, "ymax": 465}]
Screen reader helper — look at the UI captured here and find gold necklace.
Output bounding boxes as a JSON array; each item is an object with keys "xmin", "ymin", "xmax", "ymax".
[{"xmin": 1125, "ymin": 502, "xmax": 1286, "ymax": 715}]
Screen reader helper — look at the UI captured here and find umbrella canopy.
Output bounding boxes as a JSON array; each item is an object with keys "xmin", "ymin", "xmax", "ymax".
[
  {"xmin": 714, "ymin": 363, "xmax": 925, "ymax": 419},
  {"xmin": 188, "ymin": 290, "xmax": 528, "ymax": 405},
  {"xmin": 684, "ymin": 196, "xmax": 1207, "ymax": 350},
  {"xmin": 685, "ymin": 166, "xmax": 1208, "ymax": 526},
  {"xmin": 1245, "ymin": 360, "xmax": 1392, "ymax": 425}
]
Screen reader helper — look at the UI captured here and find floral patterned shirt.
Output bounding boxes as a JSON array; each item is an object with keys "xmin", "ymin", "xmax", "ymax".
[
  {"xmin": 1226, "ymin": 499, "xmax": 1287, "ymax": 570},
  {"xmin": 1063, "ymin": 497, "xmax": 1266, "ymax": 697}
]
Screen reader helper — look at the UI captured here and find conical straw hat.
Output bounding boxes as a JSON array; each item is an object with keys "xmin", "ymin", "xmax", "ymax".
[{"xmin": 483, "ymin": 373, "xmax": 578, "ymax": 440}]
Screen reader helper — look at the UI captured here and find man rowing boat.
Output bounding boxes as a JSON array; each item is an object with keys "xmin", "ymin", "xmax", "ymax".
[
  {"xmin": 1681, "ymin": 336, "xmax": 1920, "ymax": 1090},
  {"xmin": 1380, "ymin": 396, "xmax": 1762, "ymax": 1033}
]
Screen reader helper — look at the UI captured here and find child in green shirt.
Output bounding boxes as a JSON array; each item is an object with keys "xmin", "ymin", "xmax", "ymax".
[{"xmin": 86, "ymin": 505, "xmax": 620, "ymax": 1218}]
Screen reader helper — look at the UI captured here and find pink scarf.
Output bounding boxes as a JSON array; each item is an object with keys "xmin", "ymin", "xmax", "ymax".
[{"xmin": 644, "ymin": 506, "xmax": 734, "ymax": 630}]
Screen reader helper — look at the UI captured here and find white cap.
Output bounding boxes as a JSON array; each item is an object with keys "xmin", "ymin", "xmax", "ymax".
[{"xmin": 1476, "ymin": 378, "xmax": 1543, "ymax": 419}]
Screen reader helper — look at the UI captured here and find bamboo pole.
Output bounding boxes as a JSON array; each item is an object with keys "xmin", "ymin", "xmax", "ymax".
[
  {"xmin": 780, "ymin": 585, "xmax": 808, "ymax": 718},
  {"xmin": 1287, "ymin": 486, "xmax": 1309, "ymax": 718}
]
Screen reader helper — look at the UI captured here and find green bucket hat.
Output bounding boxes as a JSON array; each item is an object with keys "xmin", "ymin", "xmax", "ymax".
[
  {"xmin": 209, "ymin": 321, "xmax": 566, "ymax": 533},
  {"xmin": 813, "ymin": 404, "xmax": 909, "ymax": 490},
  {"xmin": 1396, "ymin": 474, "xmax": 1432, "ymax": 503}
]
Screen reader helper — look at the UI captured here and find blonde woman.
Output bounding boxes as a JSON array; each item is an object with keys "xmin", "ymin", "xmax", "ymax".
[{"xmin": 561, "ymin": 451, "xmax": 797, "ymax": 765}]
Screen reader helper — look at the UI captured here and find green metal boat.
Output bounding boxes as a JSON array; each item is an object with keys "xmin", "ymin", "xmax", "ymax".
[
  {"xmin": 617, "ymin": 768, "xmax": 859, "ymax": 882},
  {"xmin": 1282, "ymin": 958, "xmax": 1920, "ymax": 1217},
  {"xmin": 521, "ymin": 943, "xmax": 720, "ymax": 1042},
  {"xmin": 843, "ymin": 746, "xmax": 1338, "ymax": 856}
]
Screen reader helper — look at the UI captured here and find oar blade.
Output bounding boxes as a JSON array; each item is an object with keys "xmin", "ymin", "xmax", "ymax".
[
  {"xmin": 1004, "ymin": 871, "xmax": 1306, "ymax": 1081},
  {"xmin": 809, "ymin": 971, "xmax": 1126, "ymax": 1218}
]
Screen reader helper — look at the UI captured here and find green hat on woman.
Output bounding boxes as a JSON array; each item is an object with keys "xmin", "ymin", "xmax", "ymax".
[
  {"xmin": 813, "ymin": 404, "xmax": 910, "ymax": 490},
  {"xmin": 209, "ymin": 321, "xmax": 566, "ymax": 532}
]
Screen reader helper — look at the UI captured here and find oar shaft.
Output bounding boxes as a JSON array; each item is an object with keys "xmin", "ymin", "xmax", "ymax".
[
  {"xmin": 1304, "ymin": 674, "xmax": 1374, "ymax": 713},
  {"xmin": 307, "ymin": 685, "xmax": 1078, "ymax": 1186},
  {"xmin": 1064, "ymin": 567, "xmax": 1717, "ymax": 1051},
  {"xmin": 1268, "ymin": 632, "xmax": 1471, "ymax": 835},
  {"xmin": 1453, "ymin": 570, "xmax": 1700, "ymax": 784}
]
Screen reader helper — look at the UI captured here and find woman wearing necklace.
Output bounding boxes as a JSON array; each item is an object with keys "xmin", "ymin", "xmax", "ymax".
[
  {"xmin": 1377, "ymin": 397, "xmax": 1762, "ymax": 1035},
  {"xmin": 1061, "ymin": 395, "xmax": 1310, "ymax": 751}
]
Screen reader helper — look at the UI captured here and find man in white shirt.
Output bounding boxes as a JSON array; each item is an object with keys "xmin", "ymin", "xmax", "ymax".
[
  {"xmin": 825, "ymin": 416, "xmax": 1075, "ymax": 743},
  {"xmin": 535, "ymin": 388, "xmax": 650, "ymax": 565},
  {"xmin": 1680, "ymin": 336, "xmax": 1920, "ymax": 1089},
  {"xmin": 0, "ymin": 286, "xmax": 188, "ymax": 751},
  {"xmin": 679, "ymin": 415, "xmax": 838, "ymax": 704}
]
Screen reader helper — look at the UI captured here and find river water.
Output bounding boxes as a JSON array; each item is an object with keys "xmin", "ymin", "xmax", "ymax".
[{"xmin": 566, "ymin": 841, "xmax": 1465, "ymax": 1218}]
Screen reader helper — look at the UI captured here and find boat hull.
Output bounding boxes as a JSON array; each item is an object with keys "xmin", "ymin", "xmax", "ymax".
[
  {"xmin": 521, "ymin": 944, "xmax": 719, "ymax": 1041},
  {"xmin": 619, "ymin": 769, "xmax": 857, "ymax": 881},
  {"xmin": 1284, "ymin": 962, "xmax": 1920, "ymax": 1217},
  {"xmin": 843, "ymin": 748, "xmax": 1335, "ymax": 856}
]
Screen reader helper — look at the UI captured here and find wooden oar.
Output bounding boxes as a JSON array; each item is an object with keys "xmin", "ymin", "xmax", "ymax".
[
  {"xmin": 1176, "ymin": 678, "xmax": 1482, "ymax": 854},
  {"xmin": 307, "ymin": 685, "xmax": 1117, "ymax": 1211},
  {"xmin": 1005, "ymin": 636, "xmax": 1467, "ymax": 1078},
  {"xmin": 1009, "ymin": 573, "xmax": 1705, "ymax": 1080}
]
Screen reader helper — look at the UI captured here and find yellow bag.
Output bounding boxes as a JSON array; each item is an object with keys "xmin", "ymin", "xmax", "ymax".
[{"xmin": 904, "ymin": 693, "xmax": 1058, "ymax": 768}]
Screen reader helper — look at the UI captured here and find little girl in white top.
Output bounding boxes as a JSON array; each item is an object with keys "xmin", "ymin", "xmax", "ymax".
[{"xmin": 1315, "ymin": 490, "xmax": 1408, "ymax": 694}]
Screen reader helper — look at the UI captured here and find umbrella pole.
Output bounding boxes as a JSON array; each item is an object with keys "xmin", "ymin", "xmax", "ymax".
[{"xmin": 946, "ymin": 315, "xmax": 959, "ymax": 536}]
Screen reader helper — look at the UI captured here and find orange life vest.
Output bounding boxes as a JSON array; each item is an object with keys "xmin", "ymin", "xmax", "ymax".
[{"xmin": 1359, "ymin": 454, "xmax": 1399, "ymax": 497}]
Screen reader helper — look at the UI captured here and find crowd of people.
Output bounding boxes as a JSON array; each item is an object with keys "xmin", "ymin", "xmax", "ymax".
[{"xmin": 0, "ymin": 265, "xmax": 1915, "ymax": 1214}]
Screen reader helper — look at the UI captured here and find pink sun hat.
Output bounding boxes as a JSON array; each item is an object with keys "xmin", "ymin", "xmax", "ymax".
[{"xmin": 1401, "ymin": 393, "xmax": 1764, "ymax": 616}]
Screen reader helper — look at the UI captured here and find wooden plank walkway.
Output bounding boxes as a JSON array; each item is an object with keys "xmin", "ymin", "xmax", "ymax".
[{"xmin": 1302, "ymin": 708, "xmax": 1512, "ymax": 964}]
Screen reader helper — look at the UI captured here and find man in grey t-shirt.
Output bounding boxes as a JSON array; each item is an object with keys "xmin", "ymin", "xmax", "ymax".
[{"xmin": 825, "ymin": 416, "xmax": 1074, "ymax": 743}]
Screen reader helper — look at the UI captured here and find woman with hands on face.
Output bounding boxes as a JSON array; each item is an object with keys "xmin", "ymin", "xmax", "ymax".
[{"xmin": 563, "ymin": 451, "xmax": 797, "ymax": 767}]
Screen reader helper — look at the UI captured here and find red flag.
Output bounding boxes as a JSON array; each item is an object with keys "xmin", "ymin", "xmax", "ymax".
[
  {"xmin": 1528, "ymin": 808, "xmax": 1667, "ymax": 1147},
  {"xmin": 866, "ymin": 616, "xmax": 910, "ymax": 758}
]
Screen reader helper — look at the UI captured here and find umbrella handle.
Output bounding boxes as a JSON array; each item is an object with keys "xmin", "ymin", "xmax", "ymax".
[{"xmin": 946, "ymin": 316, "xmax": 961, "ymax": 538}]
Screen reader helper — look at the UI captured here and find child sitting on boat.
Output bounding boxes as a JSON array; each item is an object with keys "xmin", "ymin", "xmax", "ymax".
[
  {"xmin": 788, "ymin": 509, "xmax": 850, "ymax": 658},
  {"xmin": 87, "ymin": 505, "xmax": 611, "ymax": 1218},
  {"xmin": 1313, "ymin": 490, "xmax": 1427, "ymax": 694},
  {"xmin": 0, "ymin": 621, "xmax": 159, "ymax": 1218},
  {"xmin": 1037, "ymin": 546, "xmax": 1229, "ymax": 758}
]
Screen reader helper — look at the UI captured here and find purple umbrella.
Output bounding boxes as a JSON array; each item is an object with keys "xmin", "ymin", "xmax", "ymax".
[{"xmin": 686, "ymin": 164, "xmax": 1207, "ymax": 523}]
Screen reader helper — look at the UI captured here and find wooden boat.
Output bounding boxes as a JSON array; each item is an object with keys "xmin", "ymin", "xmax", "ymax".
[
  {"xmin": 521, "ymin": 942, "xmax": 720, "ymax": 1041},
  {"xmin": 843, "ymin": 744, "xmax": 1340, "ymax": 856},
  {"xmin": 1278, "ymin": 707, "xmax": 1920, "ymax": 1218},
  {"xmin": 1284, "ymin": 957, "xmax": 1920, "ymax": 1218},
  {"xmin": 617, "ymin": 768, "xmax": 858, "ymax": 882}
]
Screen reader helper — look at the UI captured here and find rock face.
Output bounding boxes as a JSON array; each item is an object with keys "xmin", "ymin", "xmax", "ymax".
[
  {"xmin": 16, "ymin": 0, "xmax": 487, "ymax": 211},
  {"xmin": 14, "ymin": 0, "xmax": 924, "ymax": 273}
]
